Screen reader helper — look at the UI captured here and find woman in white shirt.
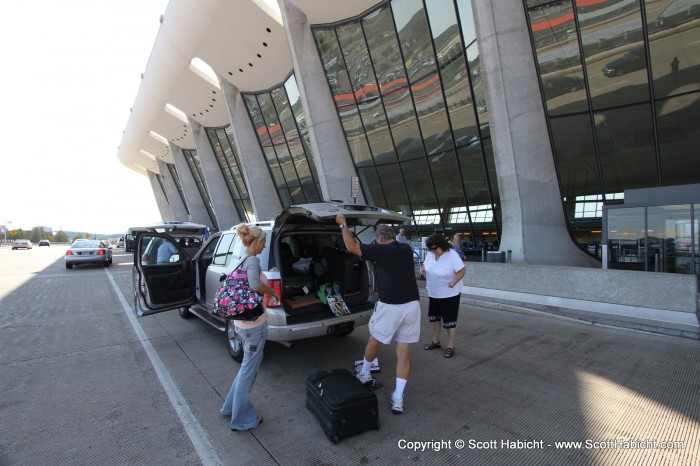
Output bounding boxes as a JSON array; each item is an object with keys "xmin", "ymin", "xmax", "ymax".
[{"xmin": 419, "ymin": 234, "xmax": 466, "ymax": 358}]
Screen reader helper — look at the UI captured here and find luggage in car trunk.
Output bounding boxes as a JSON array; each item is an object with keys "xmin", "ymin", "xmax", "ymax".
[
  {"xmin": 321, "ymin": 247, "xmax": 362, "ymax": 294},
  {"xmin": 306, "ymin": 368, "xmax": 379, "ymax": 443}
]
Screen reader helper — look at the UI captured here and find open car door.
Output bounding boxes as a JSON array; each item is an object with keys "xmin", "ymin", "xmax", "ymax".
[
  {"xmin": 133, "ymin": 233, "xmax": 195, "ymax": 317},
  {"xmin": 273, "ymin": 202, "xmax": 410, "ymax": 232}
]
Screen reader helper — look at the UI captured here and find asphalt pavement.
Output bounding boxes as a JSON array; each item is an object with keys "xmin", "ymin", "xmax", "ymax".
[{"xmin": 0, "ymin": 245, "xmax": 698, "ymax": 465}]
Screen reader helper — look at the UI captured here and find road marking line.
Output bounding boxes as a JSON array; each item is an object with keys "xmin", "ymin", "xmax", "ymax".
[{"xmin": 105, "ymin": 269, "xmax": 222, "ymax": 466}]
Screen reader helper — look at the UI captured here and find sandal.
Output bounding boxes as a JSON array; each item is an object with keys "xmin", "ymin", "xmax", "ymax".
[
  {"xmin": 424, "ymin": 341, "xmax": 441, "ymax": 350},
  {"xmin": 444, "ymin": 347, "xmax": 455, "ymax": 358}
]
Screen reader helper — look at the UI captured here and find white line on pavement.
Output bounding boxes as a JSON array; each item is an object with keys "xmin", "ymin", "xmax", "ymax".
[{"xmin": 105, "ymin": 268, "xmax": 222, "ymax": 466}]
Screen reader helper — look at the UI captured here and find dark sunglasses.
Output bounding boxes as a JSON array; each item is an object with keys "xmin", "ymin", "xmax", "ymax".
[{"xmin": 428, "ymin": 246, "xmax": 438, "ymax": 251}]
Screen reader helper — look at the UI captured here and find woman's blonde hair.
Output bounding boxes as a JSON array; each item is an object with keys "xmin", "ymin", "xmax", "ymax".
[{"xmin": 235, "ymin": 223, "xmax": 266, "ymax": 247}]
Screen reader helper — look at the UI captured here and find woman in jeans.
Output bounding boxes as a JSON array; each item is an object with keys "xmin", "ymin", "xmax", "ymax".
[
  {"xmin": 220, "ymin": 223, "xmax": 279, "ymax": 430},
  {"xmin": 419, "ymin": 234, "xmax": 466, "ymax": 358}
]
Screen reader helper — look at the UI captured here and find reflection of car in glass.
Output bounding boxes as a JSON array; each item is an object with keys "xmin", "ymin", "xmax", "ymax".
[
  {"xmin": 117, "ymin": 237, "xmax": 125, "ymax": 248},
  {"xmin": 11, "ymin": 239, "xmax": 32, "ymax": 250},
  {"xmin": 542, "ymin": 76, "xmax": 584, "ymax": 98},
  {"xmin": 602, "ymin": 47, "xmax": 646, "ymax": 77},
  {"xmin": 655, "ymin": 0, "xmax": 700, "ymax": 29},
  {"xmin": 133, "ymin": 202, "xmax": 409, "ymax": 362},
  {"xmin": 39, "ymin": 239, "xmax": 51, "ymax": 247},
  {"xmin": 65, "ymin": 239, "xmax": 113, "ymax": 269}
]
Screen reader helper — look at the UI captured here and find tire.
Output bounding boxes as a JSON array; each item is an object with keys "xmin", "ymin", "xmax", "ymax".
[
  {"xmin": 226, "ymin": 319, "xmax": 243, "ymax": 362},
  {"xmin": 66, "ymin": 263, "xmax": 73, "ymax": 269},
  {"xmin": 102, "ymin": 262, "xmax": 110, "ymax": 267},
  {"xmin": 178, "ymin": 306, "xmax": 192, "ymax": 319}
]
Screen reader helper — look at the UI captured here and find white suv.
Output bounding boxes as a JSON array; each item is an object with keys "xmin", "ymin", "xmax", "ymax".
[{"xmin": 132, "ymin": 202, "xmax": 408, "ymax": 361}]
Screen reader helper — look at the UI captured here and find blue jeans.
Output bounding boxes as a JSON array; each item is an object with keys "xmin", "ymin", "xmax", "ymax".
[{"xmin": 220, "ymin": 321, "xmax": 268, "ymax": 430}]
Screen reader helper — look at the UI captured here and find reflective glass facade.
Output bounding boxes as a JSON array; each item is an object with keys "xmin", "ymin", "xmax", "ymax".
[
  {"xmin": 525, "ymin": 0, "xmax": 700, "ymax": 256},
  {"xmin": 606, "ymin": 203, "xmax": 698, "ymax": 275},
  {"xmin": 166, "ymin": 163, "xmax": 190, "ymax": 216},
  {"xmin": 243, "ymin": 74, "xmax": 322, "ymax": 207},
  {"xmin": 312, "ymin": 0, "xmax": 500, "ymax": 247},
  {"xmin": 182, "ymin": 149, "xmax": 217, "ymax": 229},
  {"xmin": 205, "ymin": 126, "xmax": 254, "ymax": 222}
]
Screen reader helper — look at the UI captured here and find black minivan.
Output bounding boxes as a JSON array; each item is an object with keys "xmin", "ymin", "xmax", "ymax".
[{"xmin": 132, "ymin": 202, "xmax": 409, "ymax": 361}]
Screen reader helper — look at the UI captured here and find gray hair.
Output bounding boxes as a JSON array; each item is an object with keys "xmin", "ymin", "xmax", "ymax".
[{"xmin": 375, "ymin": 224, "xmax": 395, "ymax": 241}]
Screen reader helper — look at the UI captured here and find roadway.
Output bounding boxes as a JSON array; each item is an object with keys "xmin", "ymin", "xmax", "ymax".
[{"xmin": 0, "ymin": 245, "xmax": 698, "ymax": 465}]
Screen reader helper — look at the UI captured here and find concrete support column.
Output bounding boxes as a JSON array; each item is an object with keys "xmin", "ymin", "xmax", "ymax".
[
  {"xmin": 219, "ymin": 79, "xmax": 282, "ymax": 222},
  {"xmin": 189, "ymin": 119, "xmax": 242, "ymax": 230},
  {"xmin": 169, "ymin": 143, "xmax": 213, "ymax": 227},
  {"xmin": 277, "ymin": 0, "xmax": 365, "ymax": 204},
  {"xmin": 472, "ymin": 0, "xmax": 597, "ymax": 266},
  {"xmin": 156, "ymin": 158, "xmax": 189, "ymax": 221},
  {"xmin": 146, "ymin": 169, "xmax": 174, "ymax": 221}
]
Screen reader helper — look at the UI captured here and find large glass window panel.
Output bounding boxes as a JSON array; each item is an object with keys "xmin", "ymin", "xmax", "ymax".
[
  {"xmin": 549, "ymin": 114, "xmax": 601, "ymax": 199},
  {"xmin": 340, "ymin": 107, "xmax": 375, "ymax": 167},
  {"xmin": 647, "ymin": 204, "xmax": 694, "ymax": 274},
  {"xmin": 358, "ymin": 99, "xmax": 395, "ymax": 159},
  {"xmin": 594, "ymin": 104, "xmax": 657, "ymax": 193},
  {"xmin": 527, "ymin": 1, "xmax": 589, "ymax": 117},
  {"xmin": 412, "ymin": 71, "xmax": 450, "ymax": 155},
  {"xmin": 167, "ymin": 163, "xmax": 189, "ymax": 215},
  {"xmin": 657, "ymin": 94, "xmax": 700, "ymax": 186},
  {"xmin": 467, "ymin": 43, "xmax": 489, "ymax": 125},
  {"xmin": 337, "ymin": 23, "xmax": 380, "ymax": 105},
  {"xmin": 645, "ymin": 0, "xmax": 700, "ymax": 98},
  {"xmin": 607, "ymin": 206, "xmax": 646, "ymax": 270},
  {"xmin": 363, "ymin": 6, "xmax": 406, "ymax": 95},
  {"xmin": 428, "ymin": 0, "xmax": 474, "ymax": 143},
  {"xmin": 401, "ymin": 157, "xmax": 438, "ymax": 213},
  {"xmin": 456, "ymin": 143, "xmax": 491, "ymax": 206},
  {"xmin": 455, "ymin": 0, "xmax": 477, "ymax": 47},
  {"xmin": 314, "ymin": 28, "xmax": 355, "ymax": 102},
  {"xmin": 695, "ymin": 204, "xmax": 699, "ymax": 277},
  {"xmin": 357, "ymin": 166, "xmax": 386, "ymax": 208},
  {"xmin": 481, "ymin": 138, "xmax": 499, "ymax": 207},
  {"xmin": 376, "ymin": 164, "xmax": 411, "ymax": 214},
  {"xmin": 428, "ymin": 150, "xmax": 466, "ymax": 213},
  {"xmin": 393, "ymin": 0, "xmax": 437, "ymax": 85},
  {"xmin": 579, "ymin": 1, "xmax": 650, "ymax": 109}
]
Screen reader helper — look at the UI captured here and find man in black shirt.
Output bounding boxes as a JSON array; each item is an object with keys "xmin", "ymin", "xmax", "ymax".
[{"xmin": 336, "ymin": 214, "xmax": 420, "ymax": 414}]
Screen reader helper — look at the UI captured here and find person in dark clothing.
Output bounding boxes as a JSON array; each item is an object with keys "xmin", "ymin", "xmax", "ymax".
[{"xmin": 335, "ymin": 214, "xmax": 420, "ymax": 415}]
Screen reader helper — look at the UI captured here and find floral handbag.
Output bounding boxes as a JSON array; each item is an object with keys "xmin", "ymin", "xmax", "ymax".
[{"xmin": 213, "ymin": 257, "xmax": 264, "ymax": 321}]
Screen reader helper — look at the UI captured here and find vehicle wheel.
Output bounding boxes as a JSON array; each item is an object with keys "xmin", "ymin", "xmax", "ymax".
[
  {"xmin": 178, "ymin": 306, "xmax": 192, "ymax": 319},
  {"xmin": 66, "ymin": 263, "xmax": 73, "ymax": 269},
  {"xmin": 11, "ymin": 247, "xmax": 16, "ymax": 250},
  {"xmin": 226, "ymin": 319, "xmax": 244, "ymax": 362},
  {"xmin": 103, "ymin": 262, "xmax": 110, "ymax": 267}
]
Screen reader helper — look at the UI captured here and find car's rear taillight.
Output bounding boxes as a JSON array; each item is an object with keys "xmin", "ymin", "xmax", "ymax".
[
  {"xmin": 66, "ymin": 250, "xmax": 74, "ymax": 256},
  {"xmin": 266, "ymin": 279, "xmax": 282, "ymax": 308},
  {"xmin": 98, "ymin": 250, "xmax": 105, "ymax": 255}
]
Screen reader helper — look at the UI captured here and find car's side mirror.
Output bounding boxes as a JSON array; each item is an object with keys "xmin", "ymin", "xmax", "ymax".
[{"xmin": 219, "ymin": 273, "xmax": 227, "ymax": 282}]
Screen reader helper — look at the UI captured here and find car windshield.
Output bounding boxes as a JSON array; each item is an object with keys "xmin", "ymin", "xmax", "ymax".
[{"xmin": 72, "ymin": 241, "xmax": 100, "ymax": 248}]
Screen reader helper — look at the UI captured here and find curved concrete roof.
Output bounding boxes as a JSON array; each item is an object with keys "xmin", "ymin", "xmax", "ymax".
[{"xmin": 117, "ymin": 0, "xmax": 382, "ymax": 175}]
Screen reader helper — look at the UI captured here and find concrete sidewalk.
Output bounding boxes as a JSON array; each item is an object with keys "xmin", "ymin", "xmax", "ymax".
[{"xmin": 230, "ymin": 282, "xmax": 700, "ymax": 465}]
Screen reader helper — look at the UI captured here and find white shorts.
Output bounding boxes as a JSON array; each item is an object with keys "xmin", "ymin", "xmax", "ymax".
[{"xmin": 369, "ymin": 300, "xmax": 421, "ymax": 345}]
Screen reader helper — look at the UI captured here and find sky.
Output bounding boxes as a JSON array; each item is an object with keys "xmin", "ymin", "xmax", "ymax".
[{"xmin": 0, "ymin": 0, "xmax": 169, "ymax": 234}]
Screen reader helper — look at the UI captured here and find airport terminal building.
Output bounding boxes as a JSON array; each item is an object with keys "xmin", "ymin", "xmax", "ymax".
[{"xmin": 118, "ymin": 0, "xmax": 699, "ymax": 334}]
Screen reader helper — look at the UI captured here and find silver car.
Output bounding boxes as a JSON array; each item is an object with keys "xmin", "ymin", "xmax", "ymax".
[
  {"xmin": 133, "ymin": 202, "xmax": 409, "ymax": 362},
  {"xmin": 65, "ymin": 239, "xmax": 113, "ymax": 269}
]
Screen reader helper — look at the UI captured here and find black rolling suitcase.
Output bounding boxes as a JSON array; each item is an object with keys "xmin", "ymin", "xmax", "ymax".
[{"xmin": 306, "ymin": 368, "xmax": 380, "ymax": 443}]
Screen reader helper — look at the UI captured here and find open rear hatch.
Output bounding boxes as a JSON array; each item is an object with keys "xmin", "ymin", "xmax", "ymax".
[{"xmin": 273, "ymin": 202, "xmax": 410, "ymax": 232}]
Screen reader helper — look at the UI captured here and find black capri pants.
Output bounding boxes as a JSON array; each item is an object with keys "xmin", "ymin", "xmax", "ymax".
[{"xmin": 427, "ymin": 294, "xmax": 461, "ymax": 328}]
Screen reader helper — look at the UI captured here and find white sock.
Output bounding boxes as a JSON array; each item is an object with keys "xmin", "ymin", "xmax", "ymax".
[
  {"xmin": 393, "ymin": 377, "xmax": 407, "ymax": 399},
  {"xmin": 361, "ymin": 359, "xmax": 373, "ymax": 374}
]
